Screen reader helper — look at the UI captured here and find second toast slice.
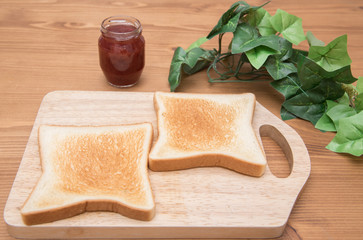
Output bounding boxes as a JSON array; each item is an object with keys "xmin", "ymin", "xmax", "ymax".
[{"xmin": 149, "ymin": 92, "xmax": 266, "ymax": 177}]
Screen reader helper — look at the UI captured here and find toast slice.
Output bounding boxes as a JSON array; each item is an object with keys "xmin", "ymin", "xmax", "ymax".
[
  {"xmin": 21, "ymin": 123, "xmax": 155, "ymax": 225},
  {"xmin": 149, "ymin": 92, "xmax": 266, "ymax": 177}
]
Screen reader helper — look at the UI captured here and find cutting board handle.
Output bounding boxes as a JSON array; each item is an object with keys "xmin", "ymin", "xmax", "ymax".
[{"xmin": 259, "ymin": 122, "xmax": 311, "ymax": 179}]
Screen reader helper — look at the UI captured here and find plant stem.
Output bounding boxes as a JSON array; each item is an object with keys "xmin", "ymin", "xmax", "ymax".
[
  {"xmin": 218, "ymin": 33, "xmax": 224, "ymax": 54},
  {"xmin": 233, "ymin": 54, "xmax": 245, "ymax": 77},
  {"xmin": 207, "ymin": 52, "xmax": 271, "ymax": 82}
]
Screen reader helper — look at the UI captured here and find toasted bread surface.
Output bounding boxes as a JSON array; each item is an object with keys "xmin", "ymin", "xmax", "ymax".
[
  {"xmin": 149, "ymin": 92, "xmax": 266, "ymax": 177},
  {"xmin": 21, "ymin": 123, "xmax": 155, "ymax": 225}
]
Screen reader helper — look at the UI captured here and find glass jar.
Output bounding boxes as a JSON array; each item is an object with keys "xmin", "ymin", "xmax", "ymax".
[{"xmin": 98, "ymin": 15, "xmax": 145, "ymax": 87}]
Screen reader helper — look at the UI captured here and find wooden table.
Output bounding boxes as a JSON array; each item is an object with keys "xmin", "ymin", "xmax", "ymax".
[{"xmin": 1, "ymin": 0, "xmax": 362, "ymax": 239}]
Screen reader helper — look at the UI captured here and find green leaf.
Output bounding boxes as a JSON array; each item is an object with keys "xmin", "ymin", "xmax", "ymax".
[
  {"xmin": 265, "ymin": 57, "xmax": 297, "ymax": 80},
  {"xmin": 183, "ymin": 48, "xmax": 207, "ymax": 68},
  {"xmin": 326, "ymin": 111, "xmax": 363, "ymax": 156},
  {"xmin": 168, "ymin": 47, "xmax": 187, "ymax": 92},
  {"xmin": 232, "ymin": 1, "xmax": 253, "ymax": 11},
  {"xmin": 247, "ymin": 7, "xmax": 276, "ymax": 36},
  {"xmin": 275, "ymin": 37, "xmax": 293, "ymax": 61},
  {"xmin": 269, "ymin": 9, "xmax": 306, "ymax": 45},
  {"xmin": 257, "ymin": 11, "xmax": 276, "ymax": 36},
  {"xmin": 290, "ymin": 49, "xmax": 308, "ymax": 64},
  {"xmin": 337, "ymin": 92, "xmax": 351, "ymax": 105},
  {"xmin": 308, "ymin": 34, "xmax": 352, "ymax": 72},
  {"xmin": 231, "ymin": 22, "xmax": 259, "ymax": 53},
  {"xmin": 183, "ymin": 48, "xmax": 216, "ymax": 75},
  {"xmin": 326, "ymin": 104, "xmax": 357, "ymax": 129},
  {"xmin": 355, "ymin": 93, "xmax": 363, "ymax": 112},
  {"xmin": 270, "ymin": 74, "xmax": 302, "ymax": 99},
  {"xmin": 327, "ymin": 99, "xmax": 340, "ymax": 108},
  {"xmin": 297, "ymin": 54, "xmax": 356, "ymax": 90},
  {"xmin": 206, "ymin": 1, "xmax": 266, "ymax": 40},
  {"xmin": 284, "ymin": 101, "xmax": 326, "ymax": 125},
  {"xmin": 306, "ymin": 31, "xmax": 325, "ymax": 47},
  {"xmin": 331, "ymin": 65, "xmax": 357, "ymax": 84},
  {"xmin": 233, "ymin": 1, "xmax": 270, "ymax": 17},
  {"xmin": 282, "ymin": 78, "xmax": 345, "ymax": 125},
  {"xmin": 186, "ymin": 37, "xmax": 208, "ymax": 52},
  {"xmin": 297, "ymin": 56, "xmax": 329, "ymax": 89},
  {"xmin": 207, "ymin": 4, "xmax": 241, "ymax": 39},
  {"xmin": 315, "ymin": 100, "xmax": 339, "ymax": 132},
  {"xmin": 246, "ymin": 6, "xmax": 265, "ymax": 26},
  {"xmin": 232, "ymin": 31, "xmax": 281, "ymax": 54},
  {"xmin": 315, "ymin": 114, "xmax": 335, "ymax": 132},
  {"xmin": 280, "ymin": 106, "xmax": 297, "ymax": 120},
  {"xmin": 353, "ymin": 77, "xmax": 363, "ymax": 111},
  {"xmin": 357, "ymin": 76, "xmax": 363, "ymax": 93},
  {"xmin": 242, "ymin": 35, "xmax": 281, "ymax": 53},
  {"xmin": 245, "ymin": 46, "xmax": 277, "ymax": 69},
  {"xmin": 168, "ymin": 47, "xmax": 216, "ymax": 91}
]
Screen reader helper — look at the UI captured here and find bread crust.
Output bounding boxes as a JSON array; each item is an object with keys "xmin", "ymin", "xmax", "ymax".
[
  {"xmin": 149, "ymin": 153, "xmax": 265, "ymax": 177},
  {"xmin": 21, "ymin": 198, "xmax": 155, "ymax": 225}
]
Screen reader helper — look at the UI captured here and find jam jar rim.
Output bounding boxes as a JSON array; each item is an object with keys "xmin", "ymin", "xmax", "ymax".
[{"xmin": 100, "ymin": 15, "xmax": 142, "ymax": 40}]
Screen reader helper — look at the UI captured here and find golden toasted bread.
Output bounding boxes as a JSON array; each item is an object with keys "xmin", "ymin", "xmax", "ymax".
[
  {"xmin": 21, "ymin": 123, "xmax": 155, "ymax": 225},
  {"xmin": 149, "ymin": 92, "xmax": 266, "ymax": 177}
]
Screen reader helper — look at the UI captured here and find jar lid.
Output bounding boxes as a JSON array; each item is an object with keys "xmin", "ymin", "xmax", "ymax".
[{"xmin": 101, "ymin": 15, "xmax": 142, "ymax": 40}]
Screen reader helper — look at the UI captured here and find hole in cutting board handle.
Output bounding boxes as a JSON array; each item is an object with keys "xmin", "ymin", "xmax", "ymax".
[{"xmin": 259, "ymin": 124, "xmax": 293, "ymax": 178}]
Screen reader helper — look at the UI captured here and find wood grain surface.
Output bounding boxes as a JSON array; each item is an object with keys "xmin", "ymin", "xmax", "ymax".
[{"xmin": 0, "ymin": 0, "xmax": 362, "ymax": 239}]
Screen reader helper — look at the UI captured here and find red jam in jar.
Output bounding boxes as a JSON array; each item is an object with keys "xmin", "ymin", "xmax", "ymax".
[{"xmin": 98, "ymin": 16, "xmax": 145, "ymax": 87}]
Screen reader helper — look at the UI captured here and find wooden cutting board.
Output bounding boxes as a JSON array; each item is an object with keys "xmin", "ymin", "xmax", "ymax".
[{"xmin": 4, "ymin": 91, "xmax": 310, "ymax": 239}]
